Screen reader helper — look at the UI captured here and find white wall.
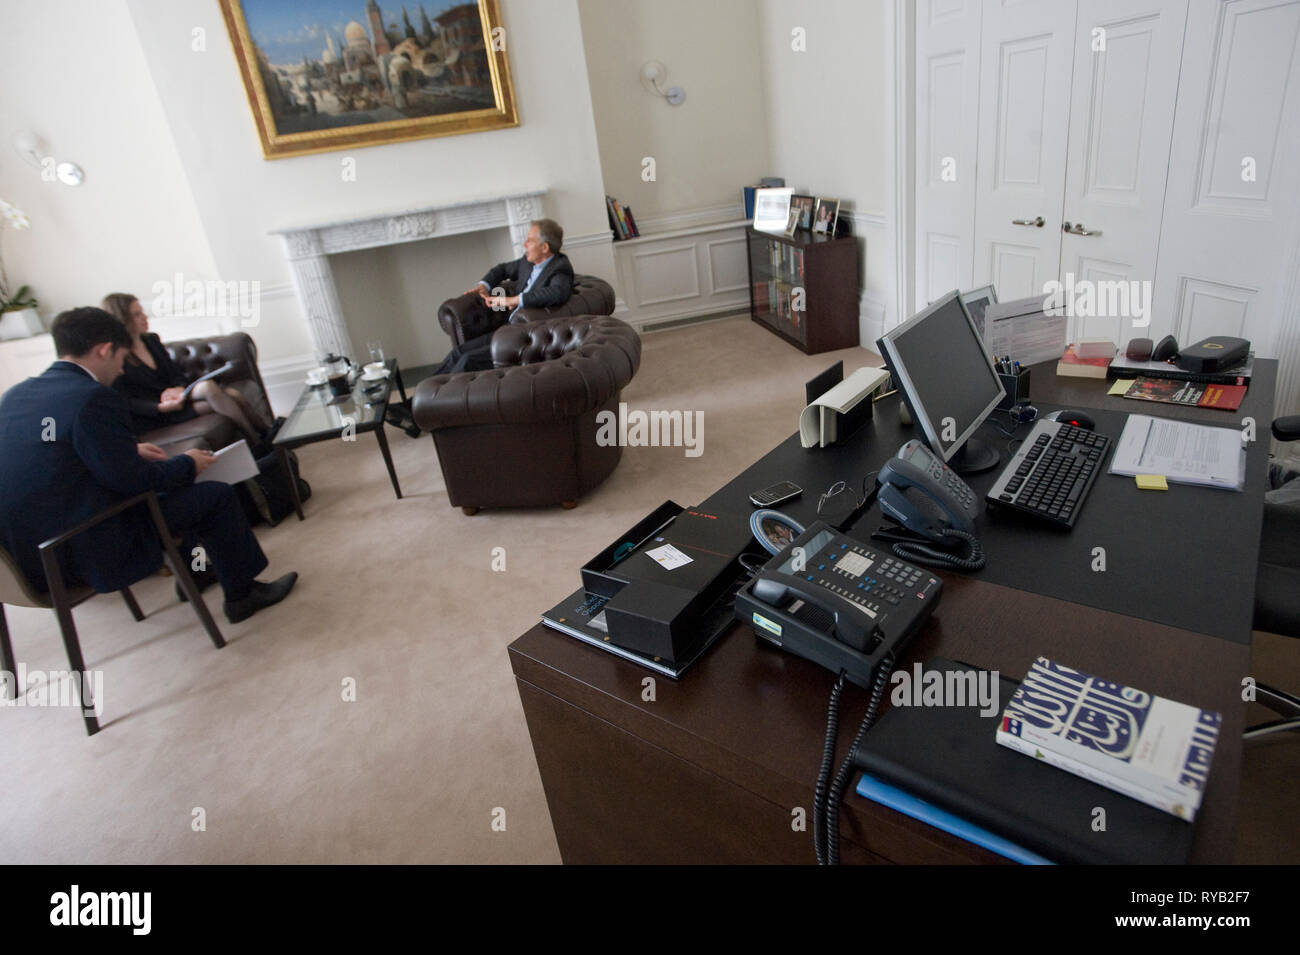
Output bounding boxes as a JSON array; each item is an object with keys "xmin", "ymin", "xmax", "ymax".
[
  {"xmin": 0, "ymin": 0, "xmax": 217, "ymax": 336},
  {"xmin": 758, "ymin": 0, "xmax": 892, "ymax": 342},
  {"xmin": 577, "ymin": 0, "xmax": 773, "ymax": 223},
  {"xmin": 115, "ymin": 0, "xmax": 614, "ymax": 369}
]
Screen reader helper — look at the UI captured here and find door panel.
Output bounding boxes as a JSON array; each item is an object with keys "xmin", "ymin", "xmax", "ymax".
[
  {"xmin": 916, "ymin": 0, "xmax": 984, "ymax": 303},
  {"xmin": 972, "ymin": 0, "xmax": 1077, "ymax": 301},
  {"xmin": 1153, "ymin": 0, "xmax": 1300, "ymax": 375},
  {"xmin": 1061, "ymin": 0, "xmax": 1188, "ymax": 343}
]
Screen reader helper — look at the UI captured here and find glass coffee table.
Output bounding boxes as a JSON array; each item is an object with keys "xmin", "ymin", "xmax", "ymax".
[{"xmin": 273, "ymin": 358, "xmax": 409, "ymax": 518}]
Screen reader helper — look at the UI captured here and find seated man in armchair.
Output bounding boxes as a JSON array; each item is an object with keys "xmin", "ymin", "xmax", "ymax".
[{"xmin": 434, "ymin": 218, "xmax": 573, "ymax": 375}]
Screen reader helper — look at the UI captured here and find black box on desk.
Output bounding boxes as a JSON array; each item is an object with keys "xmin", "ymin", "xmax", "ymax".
[
  {"xmin": 584, "ymin": 505, "xmax": 755, "ymax": 665},
  {"xmin": 997, "ymin": 367, "xmax": 1030, "ymax": 410}
]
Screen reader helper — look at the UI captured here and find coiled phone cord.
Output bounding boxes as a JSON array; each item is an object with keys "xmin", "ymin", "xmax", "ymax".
[
  {"xmin": 824, "ymin": 653, "xmax": 894, "ymax": 865},
  {"xmin": 813, "ymin": 674, "xmax": 846, "ymax": 865},
  {"xmin": 891, "ymin": 528, "xmax": 987, "ymax": 571}
]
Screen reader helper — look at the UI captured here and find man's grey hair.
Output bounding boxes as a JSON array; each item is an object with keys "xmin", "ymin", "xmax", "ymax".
[{"xmin": 532, "ymin": 218, "xmax": 563, "ymax": 255}]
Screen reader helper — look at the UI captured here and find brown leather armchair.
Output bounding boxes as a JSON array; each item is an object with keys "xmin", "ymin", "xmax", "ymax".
[
  {"xmin": 412, "ymin": 315, "xmax": 640, "ymax": 513},
  {"xmin": 438, "ymin": 274, "xmax": 616, "ymax": 347},
  {"xmin": 140, "ymin": 332, "xmax": 274, "ymax": 453}
]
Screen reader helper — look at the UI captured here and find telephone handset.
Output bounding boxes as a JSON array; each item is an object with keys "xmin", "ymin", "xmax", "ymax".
[
  {"xmin": 875, "ymin": 440, "xmax": 987, "ymax": 570},
  {"xmin": 877, "ymin": 439, "xmax": 980, "ymax": 540},
  {"xmin": 734, "ymin": 521, "xmax": 942, "ymax": 688}
]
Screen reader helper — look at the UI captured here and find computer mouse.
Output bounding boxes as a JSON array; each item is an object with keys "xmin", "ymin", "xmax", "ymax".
[
  {"xmin": 1151, "ymin": 335, "xmax": 1179, "ymax": 362},
  {"xmin": 1045, "ymin": 409, "xmax": 1095, "ymax": 431},
  {"xmin": 1125, "ymin": 337, "xmax": 1153, "ymax": 361}
]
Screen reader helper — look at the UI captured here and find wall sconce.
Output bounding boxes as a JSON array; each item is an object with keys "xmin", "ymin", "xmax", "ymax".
[
  {"xmin": 639, "ymin": 61, "xmax": 685, "ymax": 106},
  {"xmin": 13, "ymin": 131, "xmax": 84, "ymax": 186}
]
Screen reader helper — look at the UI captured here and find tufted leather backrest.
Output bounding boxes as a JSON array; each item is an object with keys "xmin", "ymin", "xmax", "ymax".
[
  {"xmin": 412, "ymin": 315, "xmax": 641, "ymax": 429},
  {"xmin": 164, "ymin": 333, "xmax": 259, "ymax": 381},
  {"xmin": 511, "ymin": 274, "xmax": 616, "ymax": 325}
]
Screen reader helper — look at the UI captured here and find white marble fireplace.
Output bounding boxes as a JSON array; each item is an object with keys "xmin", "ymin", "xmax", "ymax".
[{"xmin": 271, "ymin": 190, "xmax": 546, "ymax": 358}]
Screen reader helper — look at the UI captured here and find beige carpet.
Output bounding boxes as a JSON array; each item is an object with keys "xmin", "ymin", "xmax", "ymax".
[{"xmin": 1, "ymin": 314, "xmax": 1294, "ymax": 863}]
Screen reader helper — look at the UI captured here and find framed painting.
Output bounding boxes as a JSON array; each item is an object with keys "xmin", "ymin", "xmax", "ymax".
[{"xmin": 219, "ymin": 0, "xmax": 519, "ymax": 159}]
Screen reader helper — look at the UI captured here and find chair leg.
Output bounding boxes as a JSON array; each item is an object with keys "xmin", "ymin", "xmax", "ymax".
[
  {"xmin": 143, "ymin": 495, "xmax": 226, "ymax": 650},
  {"xmin": 47, "ymin": 598, "xmax": 99, "ymax": 736},
  {"xmin": 0, "ymin": 604, "xmax": 16, "ymax": 700},
  {"xmin": 120, "ymin": 587, "xmax": 145, "ymax": 622},
  {"xmin": 162, "ymin": 548, "xmax": 225, "ymax": 650}
]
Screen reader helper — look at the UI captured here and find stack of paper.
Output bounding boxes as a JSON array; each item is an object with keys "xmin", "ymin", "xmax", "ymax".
[{"xmin": 1108, "ymin": 414, "xmax": 1245, "ymax": 490}]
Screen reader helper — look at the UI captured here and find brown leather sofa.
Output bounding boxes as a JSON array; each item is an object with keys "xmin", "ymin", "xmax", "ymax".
[
  {"xmin": 438, "ymin": 274, "xmax": 615, "ymax": 347},
  {"xmin": 140, "ymin": 332, "xmax": 274, "ymax": 453},
  {"xmin": 412, "ymin": 315, "xmax": 640, "ymax": 513}
]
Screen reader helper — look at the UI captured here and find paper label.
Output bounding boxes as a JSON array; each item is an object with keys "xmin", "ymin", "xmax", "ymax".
[{"xmin": 645, "ymin": 543, "xmax": 692, "ymax": 570}]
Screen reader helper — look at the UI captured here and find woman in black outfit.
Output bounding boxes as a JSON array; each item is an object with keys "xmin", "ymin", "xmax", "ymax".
[{"xmin": 101, "ymin": 292, "xmax": 270, "ymax": 442}]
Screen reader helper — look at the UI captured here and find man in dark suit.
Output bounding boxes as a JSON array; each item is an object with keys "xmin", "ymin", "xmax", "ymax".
[
  {"xmin": 0, "ymin": 307, "xmax": 297, "ymax": 624},
  {"xmin": 434, "ymin": 218, "xmax": 574, "ymax": 374}
]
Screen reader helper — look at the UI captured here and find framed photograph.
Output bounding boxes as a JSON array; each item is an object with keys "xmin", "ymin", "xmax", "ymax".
[
  {"xmin": 960, "ymin": 284, "xmax": 999, "ymax": 340},
  {"xmin": 790, "ymin": 194, "xmax": 815, "ymax": 231},
  {"xmin": 753, "ymin": 187, "xmax": 794, "ymax": 233},
  {"xmin": 813, "ymin": 197, "xmax": 840, "ymax": 235},
  {"xmin": 219, "ymin": 0, "xmax": 519, "ymax": 159},
  {"xmin": 784, "ymin": 208, "xmax": 800, "ymax": 236}
]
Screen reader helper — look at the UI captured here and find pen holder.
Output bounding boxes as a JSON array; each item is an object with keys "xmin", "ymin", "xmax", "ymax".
[{"xmin": 997, "ymin": 367, "xmax": 1030, "ymax": 410}]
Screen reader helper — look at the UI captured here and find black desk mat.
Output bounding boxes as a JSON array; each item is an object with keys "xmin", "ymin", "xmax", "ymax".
[{"xmin": 704, "ymin": 394, "xmax": 1269, "ymax": 645}]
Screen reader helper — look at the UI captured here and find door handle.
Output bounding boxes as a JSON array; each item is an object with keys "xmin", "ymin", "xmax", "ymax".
[
  {"xmin": 1062, "ymin": 221, "xmax": 1102, "ymax": 236},
  {"xmin": 1012, "ymin": 216, "xmax": 1045, "ymax": 227}
]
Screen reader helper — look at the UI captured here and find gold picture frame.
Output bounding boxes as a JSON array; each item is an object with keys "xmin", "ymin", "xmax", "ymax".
[{"xmin": 219, "ymin": 0, "xmax": 519, "ymax": 160}]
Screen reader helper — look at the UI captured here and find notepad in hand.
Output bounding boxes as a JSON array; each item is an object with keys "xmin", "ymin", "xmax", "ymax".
[
  {"xmin": 180, "ymin": 362, "xmax": 235, "ymax": 401},
  {"xmin": 194, "ymin": 439, "xmax": 259, "ymax": 485}
]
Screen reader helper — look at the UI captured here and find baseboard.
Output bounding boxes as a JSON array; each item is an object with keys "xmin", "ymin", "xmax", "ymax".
[
  {"xmin": 259, "ymin": 353, "xmax": 318, "ymax": 417},
  {"xmin": 859, "ymin": 292, "xmax": 888, "ymax": 350},
  {"xmin": 636, "ymin": 305, "xmax": 750, "ymax": 334}
]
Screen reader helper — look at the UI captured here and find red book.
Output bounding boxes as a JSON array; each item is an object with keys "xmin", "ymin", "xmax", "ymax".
[
  {"xmin": 1056, "ymin": 344, "xmax": 1114, "ymax": 379},
  {"xmin": 1120, "ymin": 377, "xmax": 1247, "ymax": 411}
]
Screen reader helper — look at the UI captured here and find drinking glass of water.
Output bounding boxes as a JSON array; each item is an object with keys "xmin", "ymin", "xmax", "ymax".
[{"xmin": 367, "ymin": 341, "xmax": 385, "ymax": 364}]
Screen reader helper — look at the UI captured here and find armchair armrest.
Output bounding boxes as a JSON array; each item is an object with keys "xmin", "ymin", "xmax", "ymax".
[
  {"xmin": 439, "ymin": 280, "xmax": 518, "ymax": 346},
  {"xmin": 38, "ymin": 492, "xmax": 174, "ymax": 555},
  {"xmin": 1272, "ymin": 415, "xmax": 1300, "ymax": 443}
]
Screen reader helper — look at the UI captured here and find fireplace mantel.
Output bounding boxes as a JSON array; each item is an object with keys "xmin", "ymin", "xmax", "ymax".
[{"xmin": 271, "ymin": 190, "xmax": 546, "ymax": 358}]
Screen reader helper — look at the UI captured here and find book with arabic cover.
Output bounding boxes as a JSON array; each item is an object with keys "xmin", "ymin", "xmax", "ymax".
[{"xmin": 997, "ymin": 657, "xmax": 1222, "ymax": 821}]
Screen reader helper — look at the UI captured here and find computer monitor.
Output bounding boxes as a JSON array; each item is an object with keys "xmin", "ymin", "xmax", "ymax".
[
  {"xmin": 877, "ymin": 289, "xmax": 1004, "ymax": 474},
  {"xmin": 959, "ymin": 284, "xmax": 998, "ymax": 340}
]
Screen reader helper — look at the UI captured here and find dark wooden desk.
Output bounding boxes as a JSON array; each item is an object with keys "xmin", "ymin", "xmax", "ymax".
[{"xmin": 509, "ymin": 360, "xmax": 1276, "ymax": 864}]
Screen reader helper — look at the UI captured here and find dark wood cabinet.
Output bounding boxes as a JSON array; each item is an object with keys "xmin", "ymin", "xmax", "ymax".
[{"xmin": 745, "ymin": 226, "xmax": 860, "ymax": 354}]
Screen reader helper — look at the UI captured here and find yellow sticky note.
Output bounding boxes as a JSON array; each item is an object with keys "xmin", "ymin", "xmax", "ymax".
[
  {"xmin": 1108, "ymin": 378, "xmax": 1132, "ymax": 396},
  {"xmin": 1135, "ymin": 474, "xmax": 1168, "ymax": 491}
]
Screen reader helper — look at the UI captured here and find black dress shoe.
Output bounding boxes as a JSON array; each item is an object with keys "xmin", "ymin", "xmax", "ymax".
[{"xmin": 223, "ymin": 572, "xmax": 299, "ymax": 623}]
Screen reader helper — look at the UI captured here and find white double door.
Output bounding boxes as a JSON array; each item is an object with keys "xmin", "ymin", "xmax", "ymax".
[{"xmin": 917, "ymin": 0, "xmax": 1300, "ymax": 371}]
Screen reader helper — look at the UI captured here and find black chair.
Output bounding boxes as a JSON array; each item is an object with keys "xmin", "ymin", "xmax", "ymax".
[
  {"xmin": 1248, "ymin": 414, "xmax": 1300, "ymax": 739},
  {"xmin": 0, "ymin": 492, "xmax": 224, "ymax": 736}
]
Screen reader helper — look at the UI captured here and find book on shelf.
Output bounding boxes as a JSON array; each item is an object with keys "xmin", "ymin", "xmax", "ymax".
[
  {"xmin": 1056, "ymin": 343, "xmax": 1114, "ymax": 378},
  {"xmin": 1119, "ymin": 376, "xmax": 1247, "ymax": 411},
  {"xmin": 997, "ymin": 657, "xmax": 1222, "ymax": 821},
  {"xmin": 605, "ymin": 195, "xmax": 625, "ymax": 239},
  {"xmin": 622, "ymin": 206, "xmax": 639, "ymax": 237}
]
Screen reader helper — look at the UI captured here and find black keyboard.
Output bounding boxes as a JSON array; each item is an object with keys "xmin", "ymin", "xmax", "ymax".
[{"xmin": 986, "ymin": 419, "xmax": 1111, "ymax": 528}]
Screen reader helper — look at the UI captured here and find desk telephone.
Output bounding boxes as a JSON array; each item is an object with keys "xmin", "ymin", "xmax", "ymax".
[
  {"xmin": 875, "ymin": 440, "xmax": 987, "ymax": 570},
  {"xmin": 734, "ymin": 521, "xmax": 942, "ymax": 688}
]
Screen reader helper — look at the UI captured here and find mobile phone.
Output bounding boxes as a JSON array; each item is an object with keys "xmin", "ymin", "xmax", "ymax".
[{"xmin": 749, "ymin": 481, "xmax": 802, "ymax": 507}]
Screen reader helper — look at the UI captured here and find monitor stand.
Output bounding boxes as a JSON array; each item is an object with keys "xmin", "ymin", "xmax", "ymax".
[{"xmin": 948, "ymin": 437, "xmax": 1000, "ymax": 475}]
